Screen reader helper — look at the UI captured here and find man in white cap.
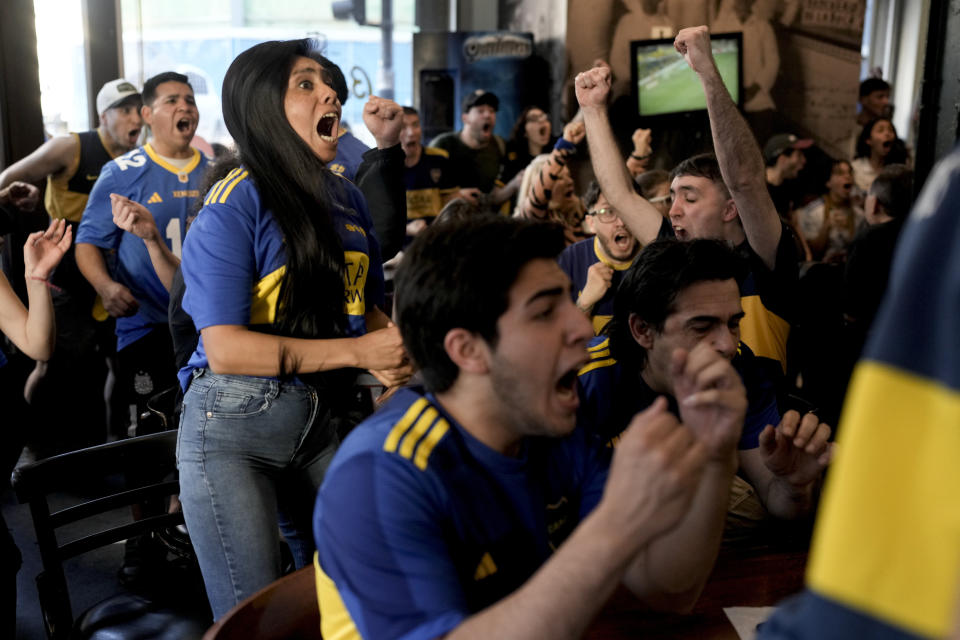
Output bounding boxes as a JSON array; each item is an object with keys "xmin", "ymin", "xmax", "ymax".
[{"xmin": 0, "ymin": 79, "xmax": 143, "ymax": 224}]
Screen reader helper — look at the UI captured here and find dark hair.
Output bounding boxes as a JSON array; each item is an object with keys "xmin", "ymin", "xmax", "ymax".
[
  {"xmin": 508, "ymin": 105, "xmax": 548, "ymax": 146},
  {"xmin": 870, "ymin": 164, "xmax": 913, "ymax": 220},
  {"xmin": 434, "ymin": 197, "xmax": 489, "ymax": 225},
  {"xmin": 142, "ymin": 72, "xmax": 191, "ymax": 107},
  {"xmin": 859, "ymin": 77, "xmax": 890, "ymax": 98},
  {"xmin": 402, "ymin": 106, "xmax": 418, "ymax": 117},
  {"xmin": 583, "ymin": 180, "xmax": 603, "ymax": 210},
  {"xmin": 583, "ymin": 178, "xmax": 643, "ymax": 211},
  {"xmin": 395, "ymin": 217, "xmax": 566, "ymax": 392},
  {"xmin": 855, "ymin": 117, "xmax": 897, "ymax": 160},
  {"xmin": 607, "ymin": 239, "xmax": 744, "ymax": 371},
  {"xmin": 670, "ymin": 153, "xmax": 730, "ymax": 199},
  {"xmin": 322, "ymin": 60, "xmax": 349, "ymax": 105},
  {"xmin": 635, "ymin": 169, "xmax": 670, "ymax": 200},
  {"xmin": 221, "ymin": 39, "xmax": 347, "ymax": 360}
]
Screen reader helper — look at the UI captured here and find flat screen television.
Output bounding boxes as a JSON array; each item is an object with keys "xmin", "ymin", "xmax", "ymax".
[{"xmin": 630, "ymin": 32, "xmax": 743, "ymax": 118}]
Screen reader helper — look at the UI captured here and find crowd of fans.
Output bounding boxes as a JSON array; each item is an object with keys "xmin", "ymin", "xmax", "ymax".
[{"xmin": 0, "ymin": 11, "xmax": 926, "ymax": 639}]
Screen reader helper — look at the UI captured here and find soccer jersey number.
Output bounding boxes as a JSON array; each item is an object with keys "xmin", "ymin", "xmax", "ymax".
[{"xmin": 166, "ymin": 218, "xmax": 183, "ymax": 258}]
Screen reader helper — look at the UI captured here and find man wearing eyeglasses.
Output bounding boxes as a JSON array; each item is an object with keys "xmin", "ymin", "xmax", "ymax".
[{"xmin": 558, "ymin": 181, "xmax": 671, "ymax": 334}]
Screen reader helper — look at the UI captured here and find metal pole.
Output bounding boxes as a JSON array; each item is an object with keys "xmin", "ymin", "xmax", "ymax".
[{"xmin": 377, "ymin": 0, "xmax": 394, "ymax": 99}]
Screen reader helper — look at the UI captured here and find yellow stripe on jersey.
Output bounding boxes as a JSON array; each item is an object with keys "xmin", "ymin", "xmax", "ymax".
[
  {"xmin": 588, "ymin": 338, "xmax": 610, "ymax": 352},
  {"xmin": 578, "ymin": 358, "xmax": 617, "ymax": 376},
  {"xmin": 383, "ymin": 397, "xmax": 430, "ymax": 453},
  {"xmin": 423, "ymin": 146, "xmax": 449, "ymax": 158},
  {"xmin": 315, "ymin": 554, "xmax": 361, "ymax": 640},
  {"xmin": 591, "ymin": 315, "xmax": 612, "ymax": 335},
  {"xmin": 398, "ymin": 407, "xmax": 439, "ymax": 459},
  {"xmin": 249, "ymin": 265, "xmax": 285, "ymax": 325},
  {"xmin": 739, "ymin": 294, "xmax": 790, "ymax": 373},
  {"xmin": 205, "ymin": 168, "xmax": 243, "ymax": 205},
  {"xmin": 587, "ymin": 347, "xmax": 610, "ymax": 360},
  {"xmin": 807, "ymin": 361, "xmax": 960, "ymax": 638},
  {"xmin": 216, "ymin": 169, "xmax": 250, "ymax": 204},
  {"xmin": 412, "ymin": 418, "xmax": 449, "ymax": 470}
]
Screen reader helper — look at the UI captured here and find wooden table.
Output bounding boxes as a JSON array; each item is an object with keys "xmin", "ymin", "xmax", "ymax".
[{"xmin": 586, "ymin": 542, "xmax": 808, "ymax": 639}]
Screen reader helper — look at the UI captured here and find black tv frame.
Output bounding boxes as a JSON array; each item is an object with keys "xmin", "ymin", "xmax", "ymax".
[{"xmin": 629, "ymin": 32, "xmax": 744, "ymax": 119}]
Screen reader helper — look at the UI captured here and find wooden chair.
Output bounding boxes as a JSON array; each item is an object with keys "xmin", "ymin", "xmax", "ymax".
[
  {"xmin": 202, "ymin": 566, "xmax": 320, "ymax": 639},
  {"xmin": 12, "ymin": 431, "xmax": 211, "ymax": 639}
]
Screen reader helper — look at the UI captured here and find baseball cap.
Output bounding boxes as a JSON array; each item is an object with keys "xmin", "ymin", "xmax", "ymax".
[
  {"xmin": 461, "ymin": 89, "xmax": 499, "ymax": 113},
  {"xmin": 96, "ymin": 79, "xmax": 141, "ymax": 115},
  {"xmin": 763, "ymin": 133, "xmax": 813, "ymax": 163}
]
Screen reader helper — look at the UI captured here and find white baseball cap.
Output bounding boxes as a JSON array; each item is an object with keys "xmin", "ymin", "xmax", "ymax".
[{"xmin": 96, "ymin": 79, "xmax": 141, "ymax": 115}]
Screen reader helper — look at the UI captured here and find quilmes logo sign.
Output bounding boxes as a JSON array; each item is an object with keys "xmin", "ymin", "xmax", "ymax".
[{"xmin": 462, "ymin": 33, "xmax": 533, "ymax": 63}]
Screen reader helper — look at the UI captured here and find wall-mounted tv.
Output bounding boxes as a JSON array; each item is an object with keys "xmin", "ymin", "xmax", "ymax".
[{"xmin": 630, "ymin": 32, "xmax": 743, "ymax": 118}]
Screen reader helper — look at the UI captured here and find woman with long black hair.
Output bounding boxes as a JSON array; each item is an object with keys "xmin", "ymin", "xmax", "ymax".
[{"xmin": 176, "ymin": 39, "xmax": 410, "ymax": 618}]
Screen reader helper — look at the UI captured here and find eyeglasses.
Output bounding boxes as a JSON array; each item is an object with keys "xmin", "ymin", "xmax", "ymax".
[
  {"xmin": 525, "ymin": 112, "xmax": 549, "ymax": 123},
  {"xmin": 587, "ymin": 207, "xmax": 618, "ymax": 223}
]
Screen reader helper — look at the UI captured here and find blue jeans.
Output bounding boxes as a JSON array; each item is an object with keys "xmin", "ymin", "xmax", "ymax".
[{"xmin": 176, "ymin": 370, "xmax": 339, "ymax": 619}]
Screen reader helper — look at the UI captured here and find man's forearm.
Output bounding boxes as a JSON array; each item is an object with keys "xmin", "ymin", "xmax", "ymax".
[
  {"xmin": 581, "ymin": 107, "xmax": 662, "ymax": 244},
  {"xmin": 699, "ymin": 66, "xmax": 781, "ymax": 265},
  {"xmin": 623, "ymin": 454, "xmax": 736, "ymax": 611},
  {"xmin": 761, "ymin": 476, "xmax": 818, "ymax": 520},
  {"xmin": 75, "ymin": 242, "xmax": 115, "ymax": 292},
  {"xmin": 446, "ymin": 507, "xmax": 645, "ymax": 640}
]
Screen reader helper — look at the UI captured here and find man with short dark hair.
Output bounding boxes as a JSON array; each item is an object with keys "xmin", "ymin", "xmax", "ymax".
[
  {"xmin": 844, "ymin": 164, "xmax": 914, "ymax": 338},
  {"xmin": 578, "ymin": 26, "xmax": 799, "ymax": 385},
  {"xmin": 579, "ymin": 239, "xmax": 832, "ymax": 523},
  {"xmin": 76, "ymin": 71, "xmax": 209, "ymax": 432},
  {"xmin": 429, "ymin": 89, "xmax": 506, "ymax": 193},
  {"xmin": 858, "ymin": 77, "xmax": 892, "ymax": 125},
  {"xmin": 399, "ymin": 106, "xmax": 471, "ymax": 241},
  {"xmin": 314, "ymin": 216, "xmax": 748, "ymax": 639}
]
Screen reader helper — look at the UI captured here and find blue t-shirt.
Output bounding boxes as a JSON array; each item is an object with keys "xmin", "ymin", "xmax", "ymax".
[
  {"xmin": 577, "ymin": 336, "xmax": 780, "ymax": 450},
  {"xmin": 178, "ymin": 168, "xmax": 384, "ymax": 390},
  {"xmin": 313, "ymin": 387, "xmax": 611, "ymax": 640},
  {"xmin": 328, "ymin": 129, "xmax": 369, "ymax": 181},
  {"xmin": 76, "ymin": 143, "xmax": 209, "ymax": 350},
  {"xmin": 557, "ymin": 236, "xmax": 635, "ymax": 335}
]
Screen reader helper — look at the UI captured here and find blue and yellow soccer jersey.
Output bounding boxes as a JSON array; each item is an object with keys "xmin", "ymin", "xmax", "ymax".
[
  {"xmin": 577, "ymin": 336, "xmax": 779, "ymax": 449},
  {"xmin": 558, "ymin": 237, "xmax": 635, "ymax": 335},
  {"xmin": 76, "ymin": 143, "xmax": 208, "ymax": 350},
  {"xmin": 313, "ymin": 387, "xmax": 610, "ymax": 640},
  {"xmin": 733, "ymin": 221, "xmax": 798, "ymax": 378},
  {"xmin": 759, "ymin": 147, "xmax": 960, "ymax": 640},
  {"xmin": 178, "ymin": 169, "xmax": 383, "ymax": 390},
  {"xmin": 327, "ymin": 128, "xmax": 369, "ymax": 181},
  {"xmin": 405, "ymin": 147, "xmax": 458, "ymax": 223}
]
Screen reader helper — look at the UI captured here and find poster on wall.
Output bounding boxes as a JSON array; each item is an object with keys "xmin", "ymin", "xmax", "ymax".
[
  {"xmin": 791, "ymin": 0, "xmax": 867, "ymax": 49},
  {"xmin": 448, "ymin": 31, "xmax": 536, "ymax": 140}
]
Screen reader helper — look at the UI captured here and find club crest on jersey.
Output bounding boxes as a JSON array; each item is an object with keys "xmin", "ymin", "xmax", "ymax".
[
  {"xmin": 431, "ymin": 168, "xmax": 442, "ymax": 184},
  {"xmin": 178, "ymin": 172, "xmax": 189, "ymax": 183}
]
